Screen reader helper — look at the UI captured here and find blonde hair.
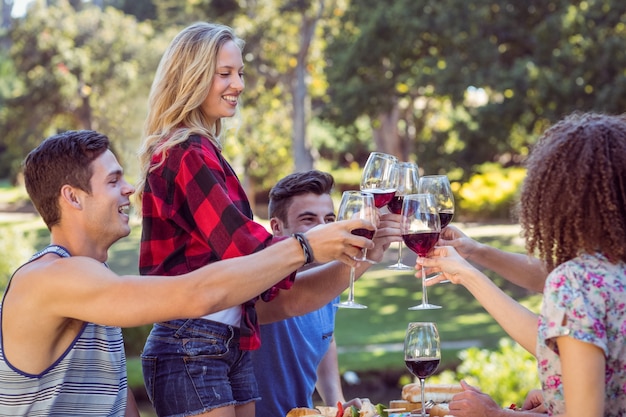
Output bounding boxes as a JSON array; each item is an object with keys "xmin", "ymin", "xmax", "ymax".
[{"xmin": 136, "ymin": 22, "xmax": 244, "ymax": 198}]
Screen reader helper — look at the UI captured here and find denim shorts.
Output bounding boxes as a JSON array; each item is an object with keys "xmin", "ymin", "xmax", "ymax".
[{"xmin": 141, "ymin": 319, "xmax": 259, "ymax": 417}]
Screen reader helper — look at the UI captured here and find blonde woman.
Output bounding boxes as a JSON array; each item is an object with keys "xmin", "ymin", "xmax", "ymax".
[{"xmin": 136, "ymin": 22, "xmax": 389, "ymax": 417}]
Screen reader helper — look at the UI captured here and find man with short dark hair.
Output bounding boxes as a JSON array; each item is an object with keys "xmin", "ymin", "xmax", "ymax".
[{"xmin": 254, "ymin": 170, "xmax": 399, "ymax": 416}]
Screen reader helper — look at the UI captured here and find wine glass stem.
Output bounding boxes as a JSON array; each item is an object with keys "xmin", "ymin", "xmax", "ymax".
[
  {"xmin": 420, "ymin": 377, "xmax": 426, "ymax": 417},
  {"xmin": 397, "ymin": 242, "xmax": 403, "ymax": 264},
  {"xmin": 421, "ymin": 265, "xmax": 429, "ymax": 305},
  {"xmin": 347, "ymin": 267, "xmax": 356, "ymax": 303}
]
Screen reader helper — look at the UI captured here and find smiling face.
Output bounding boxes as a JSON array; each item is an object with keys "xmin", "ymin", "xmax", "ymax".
[
  {"xmin": 78, "ymin": 150, "xmax": 135, "ymax": 248},
  {"xmin": 201, "ymin": 40, "xmax": 244, "ymax": 125},
  {"xmin": 271, "ymin": 193, "xmax": 336, "ymax": 237}
]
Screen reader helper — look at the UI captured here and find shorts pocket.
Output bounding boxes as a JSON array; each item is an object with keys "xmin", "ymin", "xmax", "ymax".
[{"xmin": 140, "ymin": 355, "xmax": 157, "ymax": 405}]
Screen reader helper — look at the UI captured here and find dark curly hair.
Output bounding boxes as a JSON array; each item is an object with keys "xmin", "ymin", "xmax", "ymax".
[{"xmin": 519, "ymin": 112, "xmax": 626, "ymax": 271}]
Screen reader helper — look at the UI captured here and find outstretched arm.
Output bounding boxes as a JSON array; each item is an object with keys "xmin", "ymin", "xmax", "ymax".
[
  {"xmin": 440, "ymin": 225, "xmax": 547, "ymax": 293},
  {"xmin": 419, "ymin": 246, "xmax": 538, "ymax": 354},
  {"xmin": 257, "ymin": 213, "xmax": 401, "ymax": 323}
]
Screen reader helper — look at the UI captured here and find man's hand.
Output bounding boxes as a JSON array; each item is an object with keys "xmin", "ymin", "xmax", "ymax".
[{"xmin": 366, "ymin": 213, "xmax": 402, "ymax": 263}]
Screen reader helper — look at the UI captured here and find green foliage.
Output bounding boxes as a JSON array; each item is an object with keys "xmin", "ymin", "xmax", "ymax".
[
  {"xmin": 431, "ymin": 338, "xmax": 540, "ymax": 408},
  {"xmin": 455, "ymin": 163, "xmax": 526, "ymax": 222},
  {"xmin": 322, "ymin": 0, "xmax": 626, "ymax": 176},
  {"xmin": 1, "ymin": 0, "xmax": 161, "ymax": 179},
  {"xmin": 0, "ymin": 225, "xmax": 36, "ymax": 289},
  {"xmin": 123, "ymin": 325, "xmax": 153, "ymax": 356},
  {"xmin": 125, "ymin": 356, "xmax": 145, "ymax": 389}
]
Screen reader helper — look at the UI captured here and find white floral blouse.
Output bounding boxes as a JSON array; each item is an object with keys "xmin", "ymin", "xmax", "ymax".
[{"xmin": 537, "ymin": 253, "xmax": 626, "ymax": 416}]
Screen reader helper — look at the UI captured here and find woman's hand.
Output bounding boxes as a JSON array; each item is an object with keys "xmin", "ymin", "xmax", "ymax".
[{"xmin": 416, "ymin": 246, "xmax": 482, "ymax": 286}]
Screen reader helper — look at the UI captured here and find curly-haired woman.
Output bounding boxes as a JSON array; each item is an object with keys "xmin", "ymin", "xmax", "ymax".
[{"xmin": 421, "ymin": 112, "xmax": 626, "ymax": 416}]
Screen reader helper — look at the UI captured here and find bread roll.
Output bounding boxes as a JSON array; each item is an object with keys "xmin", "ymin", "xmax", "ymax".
[
  {"xmin": 401, "ymin": 383, "xmax": 463, "ymax": 403},
  {"xmin": 286, "ymin": 407, "xmax": 321, "ymax": 417},
  {"xmin": 429, "ymin": 403, "xmax": 453, "ymax": 417},
  {"xmin": 388, "ymin": 399, "xmax": 423, "ymax": 412}
]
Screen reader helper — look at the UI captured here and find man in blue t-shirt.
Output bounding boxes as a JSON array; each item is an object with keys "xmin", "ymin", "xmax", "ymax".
[{"xmin": 253, "ymin": 171, "xmax": 365, "ymax": 416}]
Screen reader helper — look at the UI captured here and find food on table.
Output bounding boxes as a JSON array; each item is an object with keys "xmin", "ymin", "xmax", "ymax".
[
  {"xmin": 286, "ymin": 399, "xmax": 387, "ymax": 417},
  {"xmin": 428, "ymin": 402, "xmax": 452, "ymax": 417},
  {"xmin": 286, "ymin": 407, "xmax": 323, "ymax": 416},
  {"xmin": 387, "ymin": 399, "xmax": 423, "ymax": 413},
  {"xmin": 401, "ymin": 383, "xmax": 463, "ymax": 404}
]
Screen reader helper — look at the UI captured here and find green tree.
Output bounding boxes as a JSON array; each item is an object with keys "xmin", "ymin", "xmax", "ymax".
[
  {"xmin": 1, "ymin": 0, "xmax": 161, "ymax": 178},
  {"xmin": 323, "ymin": 0, "xmax": 626, "ymax": 177}
]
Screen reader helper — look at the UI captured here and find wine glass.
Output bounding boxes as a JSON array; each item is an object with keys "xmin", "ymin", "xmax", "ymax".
[
  {"xmin": 418, "ymin": 175, "xmax": 455, "ymax": 229},
  {"xmin": 418, "ymin": 175, "xmax": 454, "ymax": 282},
  {"xmin": 360, "ymin": 152, "xmax": 399, "ymax": 209},
  {"xmin": 334, "ymin": 191, "xmax": 376, "ymax": 309},
  {"xmin": 404, "ymin": 322, "xmax": 441, "ymax": 417},
  {"xmin": 401, "ymin": 194, "xmax": 442, "ymax": 310},
  {"xmin": 387, "ymin": 162, "xmax": 420, "ymax": 270}
]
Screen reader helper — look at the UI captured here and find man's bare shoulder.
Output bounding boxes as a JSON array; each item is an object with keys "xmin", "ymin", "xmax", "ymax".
[
  {"xmin": 2, "ymin": 255, "xmax": 100, "ymax": 373},
  {"xmin": 15, "ymin": 253, "xmax": 106, "ymax": 281}
]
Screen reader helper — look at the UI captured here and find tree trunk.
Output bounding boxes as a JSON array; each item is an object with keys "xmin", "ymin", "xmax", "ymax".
[
  {"xmin": 1, "ymin": 0, "xmax": 12, "ymax": 31},
  {"xmin": 371, "ymin": 100, "xmax": 403, "ymax": 159},
  {"xmin": 292, "ymin": 1, "xmax": 325, "ymax": 172}
]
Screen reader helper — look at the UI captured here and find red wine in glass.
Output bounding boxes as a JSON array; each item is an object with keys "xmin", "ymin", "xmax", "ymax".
[
  {"xmin": 405, "ymin": 357, "xmax": 440, "ymax": 379},
  {"xmin": 401, "ymin": 194, "xmax": 442, "ymax": 309},
  {"xmin": 404, "ymin": 322, "xmax": 441, "ymax": 417},
  {"xmin": 361, "ymin": 188, "xmax": 396, "ymax": 208},
  {"xmin": 387, "ymin": 195, "xmax": 404, "ymax": 214},
  {"xmin": 439, "ymin": 210, "xmax": 454, "ymax": 228},
  {"xmin": 351, "ymin": 228, "xmax": 375, "ymax": 240},
  {"xmin": 402, "ymin": 231, "xmax": 440, "ymax": 257}
]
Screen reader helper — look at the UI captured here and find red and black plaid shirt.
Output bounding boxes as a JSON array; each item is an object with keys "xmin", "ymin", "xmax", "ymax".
[{"xmin": 139, "ymin": 134, "xmax": 295, "ymax": 350}]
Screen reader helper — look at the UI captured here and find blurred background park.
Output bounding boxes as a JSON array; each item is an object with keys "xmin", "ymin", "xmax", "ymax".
[{"xmin": 1, "ymin": 0, "xmax": 625, "ymax": 414}]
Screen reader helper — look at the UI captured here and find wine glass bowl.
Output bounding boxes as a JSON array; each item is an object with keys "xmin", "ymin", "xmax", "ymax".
[
  {"xmin": 334, "ymin": 191, "xmax": 376, "ymax": 309},
  {"xmin": 404, "ymin": 322, "xmax": 441, "ymax": 417},
  {"xmin": 401, "ymin": 194, "xmax": 441, "ymax": 310},
  {"xmin": 360, "ymin": 152, "xmax": 399, "ymax": 208},
  {"xmin": 417, "ymin": 175, "xmax": 455, "ymax": 228},
  {"xmin": 387, "ymin": 162, "xmax": 420, "ymax": 270}
]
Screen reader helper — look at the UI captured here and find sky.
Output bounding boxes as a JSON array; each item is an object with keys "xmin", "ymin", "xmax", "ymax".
[{"xmin": 11, "ymin": 0, "xmax": 35, "ymax": 18}]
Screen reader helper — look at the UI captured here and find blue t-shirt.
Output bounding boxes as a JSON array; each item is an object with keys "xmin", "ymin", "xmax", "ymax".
[{"xmin": 253, "ymin": 298, "xmax": 338, "ymax": 416}]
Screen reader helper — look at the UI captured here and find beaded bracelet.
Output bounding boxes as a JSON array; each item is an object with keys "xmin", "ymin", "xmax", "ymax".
[{"xmin": 292, "ymin": 232, "xmax": 315, "ymax": 265}]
